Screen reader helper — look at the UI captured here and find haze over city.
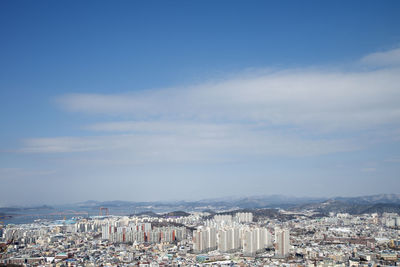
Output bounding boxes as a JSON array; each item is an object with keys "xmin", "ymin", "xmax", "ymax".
[{"xmin": 1, "ymin": 1, "xmax": 400, "ymax": 206}]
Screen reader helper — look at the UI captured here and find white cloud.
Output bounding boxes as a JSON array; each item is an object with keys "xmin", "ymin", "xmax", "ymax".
[
  {"xmin": 360, "ymin": 47, "xmax": 400, "ymax": 67},
  {"xmin": 20, "ymin": 121, "xmax": 358, "ymax": 161},
  {"xmin": 22, "ymin": 48, "xmax": 400, "ymax": 162},
  {"xmin": 85, "ymin": 121, "xmax": 234, "ymax": 137},
  {"xmin": 22, "ymin": 137, "xmax": 108, "ymax": 153},
  {"xmin": 57, "ymin": 53, "xmax": 400, "ymax": 132}
]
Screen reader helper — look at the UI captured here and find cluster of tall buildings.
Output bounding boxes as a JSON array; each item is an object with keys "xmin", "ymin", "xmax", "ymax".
[
  {"xmin": 218, "ymin": 227, "xmax": 240, "ymax": 253},
  {"xmin": 75, "ymin": 220, "xmax": 102, "ymax": 232},
  {"xmin": 193, "ymin": 212, "xmax": 289, "ymax": 257},
  {"xmin": 2, "ymin": 227, "xmax": 47, "ymax": 245},
  {"xmin": 235, "ymin": 212, "xmax": 253, "ymax": 223},
  {"xmin": 242, "ymin": 227, "xmax": 272, "ymax": 256},
  {"xmin": 101, "ymin": 222, "xmax": 185, "ymax": 244},
  {"xmin": 192, "ymin": 227, "xmax": 217, "ymax": 253},
  {"xmin": 213, "ymin": 212, "xmax": 253, "ymax": 224},
  {"xmin": 383, "ymin": 213, "xmax": 400, "ymax": 228},
  {"xmin": 193, "ymin": 225, "xmax": 275, "ymax": 255}
]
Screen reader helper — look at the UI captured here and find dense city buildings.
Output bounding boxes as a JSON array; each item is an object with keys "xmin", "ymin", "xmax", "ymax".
[{"xmin": 1, "ymin": 210, "xmax": 400, "ymax": 266}]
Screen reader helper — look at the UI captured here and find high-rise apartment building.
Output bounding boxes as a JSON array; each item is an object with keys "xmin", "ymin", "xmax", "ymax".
[
  {"xmin": 235, "ymin": 212, "xmax": 253, "ymax": 223},
  {"xmin": 275, "ymin": 228, "xmax": 290, "ymax": 257},
  {"xmin": 193, "ymin": 227, "xmax": 217, "ymax": 253}
]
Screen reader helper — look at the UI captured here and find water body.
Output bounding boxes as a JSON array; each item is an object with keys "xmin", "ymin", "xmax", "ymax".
[
  {"xmin": 0, "ymin": 205, "xmax": 162, "ymax": 225},
  {"xmin": 2, "ymin": 214, "xmax": 82, "ymax": 225},
  {"xmin": 1, "ymin": 207, "xmax": 121, "ymax": 225},
  {"xmin": 0, "ymin": 203, "xmax": 186, "ymax": 226}
]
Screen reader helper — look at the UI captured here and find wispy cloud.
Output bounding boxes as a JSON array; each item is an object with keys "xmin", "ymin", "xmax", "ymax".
[
  {"xmin": 21, "ymin": 48, "xmax": 400, "ymax": 163},
  {"xmin": 58, "ymin": 67, "xmax": 400, "ymax": 133},
  {"xmin": 360, "ymin": 47, "xmax": 400, "ymax": 67},
  {"xmin": 20, "ymin": 122, "xmax": 358, "ymax": 162}
]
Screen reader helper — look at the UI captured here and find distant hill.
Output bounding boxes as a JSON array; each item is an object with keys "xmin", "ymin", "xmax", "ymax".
[
  {"xmin": 130, "ymin": 210, "xmax": 190, "ymax": 218},
  {"xmin": 293, "ymin": 196, "xmax": 400, "ymax": 215},
  {"xmin": 0, "ymin": 205, "xmax": 53, "ymax": 214},
  {"xmin": 75, "ymin": 195, "xmax": 327, "ymax": 212},
  {"xmin": 332, "ymin": 194, "xmax": 400, "ymax": 205},
  {"xmin": 4, "ymin": 194, "xmax": 399, "ymax": 219},
  {"xmin": 132, "ymin": 211, "xmax": 160, "ymax": 217},
  {"xmin": 163, "ymin": 211, "xmax": 190, "ymax": 217}
]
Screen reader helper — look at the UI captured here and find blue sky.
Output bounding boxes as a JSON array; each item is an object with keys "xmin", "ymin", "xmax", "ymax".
[{"xmin": 1, "ymin": 0, "xmax": 400, "ymax": 205}]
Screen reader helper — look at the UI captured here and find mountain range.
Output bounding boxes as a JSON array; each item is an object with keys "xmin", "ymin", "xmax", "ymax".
[
  {"xmin": 2, "ymin": 194, "xmax": 399, "ymax": 218},
  {"xmin": 74, "ymin": 193, "xmax": 400, "ymax": 215}
]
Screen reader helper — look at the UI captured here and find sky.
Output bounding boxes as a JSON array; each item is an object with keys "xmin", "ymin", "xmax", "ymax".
[{"xmin": 1, "ymin": 0, "xmax": 400, "ymax": 206}]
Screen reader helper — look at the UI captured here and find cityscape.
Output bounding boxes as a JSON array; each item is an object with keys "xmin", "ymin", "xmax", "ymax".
[
  {"xmin": 1, "ymin": 195, "xmax": 400, "ymax": 266},
  {"xmin": 1, "ymin": 200, "xmax": 400, "ymax": 266},
  {"xmin": 1, "ymin": 0, "xmax": 400, "ymax": 266}
]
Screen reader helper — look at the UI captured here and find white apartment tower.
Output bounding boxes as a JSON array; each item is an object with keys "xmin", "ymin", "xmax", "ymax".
[
  {"xmin": 242, "ymin": 227, "xmax": 269, "ymax": 256},
  {"xmin": 218, "ymin": 227, "xmax": 241, "ymax": 252},
  {"xmin": 235, "ymin": 212, "xmax": 253, "ymax": 223},
  {"xmin": 193, "ymin": 227, "xmax": 217, "ymax": 253},
  {"xmin": 275, "ymin": 228, "xmax": 290, "ymax": 257}
]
